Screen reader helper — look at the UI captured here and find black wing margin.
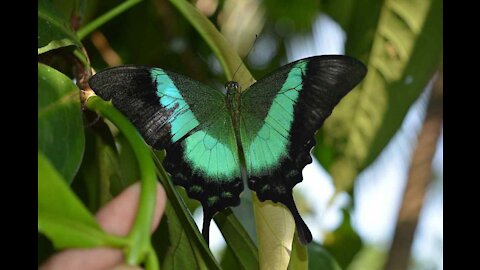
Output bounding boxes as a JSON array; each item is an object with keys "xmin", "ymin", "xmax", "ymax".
[{"xmin": 88, "ymin": 66, "xmax": 175, "ymax": 149}]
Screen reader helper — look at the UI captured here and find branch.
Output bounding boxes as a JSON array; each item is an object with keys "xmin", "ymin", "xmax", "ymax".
[{"xmin": 383, "ymin": 69, "xmax": 443, "ymax": 270}]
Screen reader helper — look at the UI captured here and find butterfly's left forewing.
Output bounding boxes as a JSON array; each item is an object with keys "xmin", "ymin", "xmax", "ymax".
[
  {"xmin": 240, "ymin": 55, "xmax": 367, "ymax": 244},
  {"xmin": 89, "ymin": 66, "xmax": 243, "ymax": 242}
]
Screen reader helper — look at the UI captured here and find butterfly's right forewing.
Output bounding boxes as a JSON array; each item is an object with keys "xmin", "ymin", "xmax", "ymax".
[{"xmin": 239, "ymin": 56, "xmax": 367, "ymax": 244}]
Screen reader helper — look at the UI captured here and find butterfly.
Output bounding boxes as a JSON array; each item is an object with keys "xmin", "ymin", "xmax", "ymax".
[{"xmin": 88, "ymin": 55, "xmax": 367, "ymax": 245}]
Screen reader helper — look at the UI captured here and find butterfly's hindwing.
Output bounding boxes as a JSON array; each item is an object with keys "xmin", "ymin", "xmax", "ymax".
[
  {"xmin": 163, "ymin": 104, "xmax": 243, "ymax": 214},
  {"xmin": 240, "ymin": 55, "xmax": 367, "ymax": 244}
]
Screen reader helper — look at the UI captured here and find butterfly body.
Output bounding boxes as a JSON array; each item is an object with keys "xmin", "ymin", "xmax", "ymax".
[
  {"xmin": 89, "ymin": 55, "xmax": 367, "ymax": 245},
  {"xmin": 225, "ymin": 81, "xmax": 243, "ymax": 147}
]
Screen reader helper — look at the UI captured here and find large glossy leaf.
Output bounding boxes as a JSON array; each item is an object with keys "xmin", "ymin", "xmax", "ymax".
[
  {"xmin": 38, "ymin": 63, "xmax": 85, "ymax": 184},
  {"xmin": 317, "ymin": 0, "xmax": 443, "ymax": 192},
  {"xmin": 38, "ymin": 1, "xmax": 82, "ymax": 54},
  {"xmin": 38, "ymin": 151, "xmax": 118, "ymax": 249}
]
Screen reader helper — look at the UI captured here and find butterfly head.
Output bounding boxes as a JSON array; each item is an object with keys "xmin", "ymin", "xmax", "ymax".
[{"xmin": 225, "ymin": 81, "xmax": 241, "ymax": 95}]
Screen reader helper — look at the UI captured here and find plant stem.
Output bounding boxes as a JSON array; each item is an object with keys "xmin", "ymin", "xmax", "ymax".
[
  {"xmin": 77, "ymin": 0, "xmax": 142, "ymax": 40},
  {"xmin": 145, "ymin": 245, "xmax": 160, "ymax": 270},
  {"xmin": 85, "ymin": 96, "xmax": 157, "ymax": 266}
]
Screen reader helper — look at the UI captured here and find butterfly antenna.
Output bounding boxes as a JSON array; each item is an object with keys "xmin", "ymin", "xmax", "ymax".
[{"xmin": 231, "ymin": 34, "xmax": 259, "ymax": 82}]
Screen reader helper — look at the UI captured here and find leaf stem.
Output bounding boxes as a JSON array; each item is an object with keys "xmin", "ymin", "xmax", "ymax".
[
  {"xmin": 73, "ymin": 49, "xmax": 89, "ymax": 70},
  {"xmin": 77, "ymin": 0, "xmax": 142, "ymax": 40},
  {"xmin": 144, "ymin": 245, "xmax": 160, "ymax": 270}
]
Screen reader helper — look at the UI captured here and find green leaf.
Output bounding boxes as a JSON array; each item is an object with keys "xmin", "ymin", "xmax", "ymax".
[
  {"xmin": 47, "ymin": 0, "xmax": 78, "ymax": 19},
  {"xmin": 219, "ymin": 245, "xmax": 242, "ymax": 269},
  {"xmin": 215, "ymin": 209, "xmax": 259, "ymax": 270},
  {"xmin": 323, "ymin": 210, "xmax": 362, "ymax": 269},
  {"xmin": 72, "ymin": 129, "xmax": 105, "ymax": 213},
  {"xmin": 77, "ymin": 125, "xmax": 139, "ymax": 203},
  {"xmin": 316, "ymin": 0, "xmax": 443, "ymax": 192},
  {"xmin": 176, "ymin": 186, "xmax": 201, "ymax": 214},
  {"xmin": 38, "ymin": 63, "xmax": 85, "ymax": 184},
  {"xmin": 38, "ymin": 151, "xmax": 123, "ymax": 249},
  {"xmin": 38, "ymin": 1, "xmax": 82, "ymax": 54},
  {"xmin": 308, "ymin": 242, "xmax": 342, "ymax": 270},
  {"xmin": 112, "ymin": 132, "xmax": 141, "ymax": 195},
  {"xmin": 155, "ymin": 203, "xmax": 201, "ymax": 270},
  {"xmin": 74, "ymin": 128, "xmax": 121, "ymax": 213}
]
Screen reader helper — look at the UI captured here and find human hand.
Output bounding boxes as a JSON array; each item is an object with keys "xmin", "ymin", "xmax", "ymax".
[{"xmin": 40, "ymin": 182, "xmax": 167, "ymax": 270}]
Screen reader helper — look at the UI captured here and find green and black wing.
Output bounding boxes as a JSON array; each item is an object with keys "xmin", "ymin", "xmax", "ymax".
[
  {"xmin": 89, "ymin": 66, "xmax": 242, "ymax": 242},
  {"xmin": 240, "ymin": 55, "xmax": 367, "ymax": 244}
]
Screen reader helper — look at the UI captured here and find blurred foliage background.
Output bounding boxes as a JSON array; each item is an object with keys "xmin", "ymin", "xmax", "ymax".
[{"xmin": 38, "ymin": 0, "xmax": 443, "ymax": 269}]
